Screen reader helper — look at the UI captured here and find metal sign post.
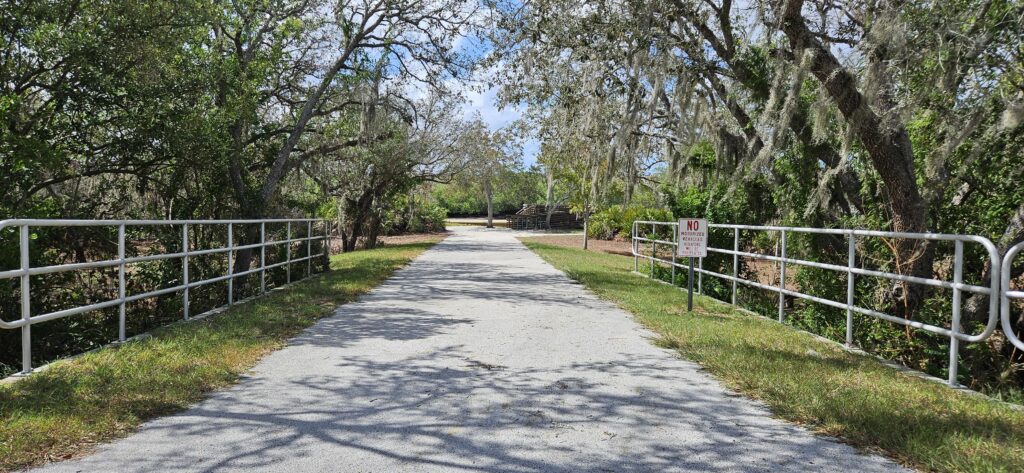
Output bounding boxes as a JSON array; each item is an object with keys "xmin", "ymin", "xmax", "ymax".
[
  {"xmin": 677, "ymin": 219, "xmax": 708, "ymax": 312},
  {"xmin": 687, "ymin": 256, "xmax": 695, "ymax": 311}
]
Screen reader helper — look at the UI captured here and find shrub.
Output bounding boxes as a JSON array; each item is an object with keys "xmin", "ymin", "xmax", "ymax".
[
  {"xmin": 410, "ymin": 202, "xmax": 447, "ymax": 233},
  {"xmin": 381, "ymin": 200, "xmax": 447, "ymax": 235},
  {"xmin": 587, "ymin": 205, "xmax": 673, "ymax": 240}
]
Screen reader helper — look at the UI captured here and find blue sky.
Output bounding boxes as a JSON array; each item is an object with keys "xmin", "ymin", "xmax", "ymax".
[
  {"xmin": 457, "ymin": 85, "xmax": 539, "ymax": 166},
  {"xmin": 442, "ymin": 16, "xmax": 541, "ymax": 167},
  {"xmin": 398, "ymin": 5, "xmax": 540, "ymax": 168}
]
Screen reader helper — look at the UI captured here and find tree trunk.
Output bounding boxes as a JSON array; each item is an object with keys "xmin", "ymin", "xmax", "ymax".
[
  {"xmin": 407, "ymin": 189, "xmax": 417, "ymax": 232},
  {"xmin": 779, "ymin": 0, "xmax": 932, "ymax": 316},
  {"xmin": 545, "ymin": 170, "xmax": 555, "ymax": 229},
  {"xmin": 674, "ymin": 4, "xmax": 864, "ymax": 215},
  {"xmin": 342, "ymin": 187, "xmax": 377, "ymax": 252},
  {"xmin": 484, "ymin": 180, "xmax": 494, "ymax": 228},
  {"xmin": 583, "ymin": 212, "xmax": 589, "ymax": 250},
  {"xmin": 365, "ymin": 213, "xmax": 381, "ymax": 249},
  {"xmin": 230, "ymin": 226, "xmax": 260, "ymax": 293}
]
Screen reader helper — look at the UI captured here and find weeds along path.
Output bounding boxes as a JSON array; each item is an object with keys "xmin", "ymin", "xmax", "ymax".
[{"xmin": 34, "ymin": 227, "xmax": 905, "ymax": 472}]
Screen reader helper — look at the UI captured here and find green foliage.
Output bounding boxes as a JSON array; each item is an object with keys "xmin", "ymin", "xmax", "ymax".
[
  {"xmin": 587, "ymin": 205, "xmax": 673, "ymax": 240},
  {"xmin": 432, "ymin": 168, "xmax": 545, "ymax": 216},
  {"xmin": 410, "ymin": 203, "xmax": 448, "ymax": 233},
  {"xmin": 432, "ymin": 183, "xmax": 490, "ymax": 216},
  {"xmin": 380, "ymin": 194, "xmax": 448, "ymax": 235}
]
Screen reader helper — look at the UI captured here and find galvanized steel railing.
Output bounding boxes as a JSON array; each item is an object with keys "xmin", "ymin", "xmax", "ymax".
[
  {"xmin": 631, "ymin": 220, "xmax": 1004, "ymax": 387},
  {"xmin": 0, "ymin": 218, "xmax": 330, "ymax": 375},
  {"xmin": 1002, "ymin": 241, "xmax": 1024, "ymax": 351}
]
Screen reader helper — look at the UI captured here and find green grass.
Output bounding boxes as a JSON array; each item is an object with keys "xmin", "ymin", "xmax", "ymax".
[
  {"xmin": 0, "ymin": 239, "xmax": 442, "ymax": 472},
  {"xmin": 523, "ymin": 241, "xmax": 1024, "ymax": 473}
]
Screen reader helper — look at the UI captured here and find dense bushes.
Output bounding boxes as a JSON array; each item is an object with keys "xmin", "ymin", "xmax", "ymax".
[
  {"xmin": 409, "ymin": 203, "xmax": 448, "ymax": 233},
  {"xmin": 431, "ymin": 170, "xmax": 544, "ymax": 217},
  {"xmin": 587, "ymin": 205, "xmax": 673, "ymax": 240},
  {"xmin": 381, "ymin": 199, "xmax": 447, "ymax": 235}
]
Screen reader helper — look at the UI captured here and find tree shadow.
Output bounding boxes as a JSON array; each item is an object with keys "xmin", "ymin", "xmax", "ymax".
[
  {"xmin": 37, "ymin": 348, "xmax": 909, "ymax": 473},
  {"xmin": 31, "ymin": 229, "xmax": 915, "ymax": 473}
]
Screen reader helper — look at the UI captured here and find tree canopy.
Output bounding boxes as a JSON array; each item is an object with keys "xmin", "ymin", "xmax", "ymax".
[{"xmin": 2, "ymin": 0, "xmax": 1024, "ymax": 393}]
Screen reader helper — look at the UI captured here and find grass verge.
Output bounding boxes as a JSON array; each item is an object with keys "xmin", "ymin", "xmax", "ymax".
[
  {"xmin": 523, "ymin": 240, "xmax": 1024, "ymax": 473},
  {"xmin": 0, "ymin": 238, "xmax": 442, "ymax": 472}
]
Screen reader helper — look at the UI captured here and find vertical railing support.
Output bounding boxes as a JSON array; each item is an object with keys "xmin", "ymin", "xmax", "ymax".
[
  {"xmin": 633, "ymin": 222, "xmax": 638, "ymax": 272},
  {"xmin": 182, "ymin": 224, "xmax": 190, "ymax": 320},
  {"xmin": 20, "ymin": 224, "xmax": 32, "ymax": 374},
  {"xmin": 671, "ymin": 223, "xmax": 677, "ymax": 285},
  {"xmin": 778, "ymin": 230, "xmax": 787, "ymax": 323},
  {"xmin": 227, "ymin": 223, "xmax": 234, "ymax": 305},
  {"xmin": 697, "ymin": 257, "xmax": 703, "ymax": 294},
  {"xmin": 260, "ymin": 222, "xmax": 266, "ymax": 294},
  {"xmin": 118, "ymin": 224, "xmax": 126, "ymax": 341},
  {"xmin": 949, "ymin": 240, "xmax": 964, "ymax": 387},
  {"xmin": 846, "ymin": 233, "xmax": 855, "ymax": 347},
  {"xmin": 286, "ymin": 222, "xmax": 292, "ymax": 284},
  {"xmin": 307, "ymin": 220, "xmax": 312, "ymax": 276},
  {"xmin": 651, "ymin": 240, "xmax": 659, "ymax": 276},
  {"xmin": 732, "ymin": 228, "xmax": 739, "ymax": 305},
  {"xmin": 323, "ymin": 220, "xmax": 330, "ymax": 266}
]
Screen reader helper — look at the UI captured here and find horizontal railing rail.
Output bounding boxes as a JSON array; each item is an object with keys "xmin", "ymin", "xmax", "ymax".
[
  {"xmin": 1, "ymin": 218, "xmax": 330, "ymax": 375},
  {"xmin": 631, "ymin": 220, "xmax": 1002, "ymax": 387}
]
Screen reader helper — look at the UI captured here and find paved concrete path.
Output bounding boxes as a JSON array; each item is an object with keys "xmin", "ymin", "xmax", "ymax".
[{"xmin": 36, "ymin": 228, "xmax": 906, "ymax": 472}]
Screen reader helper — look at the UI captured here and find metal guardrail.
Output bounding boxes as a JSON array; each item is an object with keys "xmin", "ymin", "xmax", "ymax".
[
  {"xmin": 0, "ymin": 218, "xmax": 330, "ymax": 375},
  {"xmin": 1002, "ymin": 241, "xmax": 1024, "ymax": 351},
  {"xmin": 631, "ymin": 220, "xmax": 1003, "ymax": 387}
]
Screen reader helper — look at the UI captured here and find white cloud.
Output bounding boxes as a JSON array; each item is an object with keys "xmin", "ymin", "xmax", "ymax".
[
  {"xmin": 460, "ymin": 87, "xmax": 540, "ymax": 166},
  {"xmin": 460, "ymin": 87, "xmax": 515, "ymax": 127},
  {"xmin": 398, "ymin": 9, "xmax": 541, "ymax": 167}
]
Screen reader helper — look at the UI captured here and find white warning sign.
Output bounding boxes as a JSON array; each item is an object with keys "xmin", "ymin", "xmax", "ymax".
[{"xmin": 677, "ymin": 218, "xmax": 708, "ymax": 257}]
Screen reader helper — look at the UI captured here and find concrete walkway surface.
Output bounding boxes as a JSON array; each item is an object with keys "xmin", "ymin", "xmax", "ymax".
[{"xmin": 34, "ymin": 227, "xmax": 906, "ymax": 472}]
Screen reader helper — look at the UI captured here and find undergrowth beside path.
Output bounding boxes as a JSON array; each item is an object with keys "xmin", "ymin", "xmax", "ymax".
[
  {"xmin": 0, "ymin": 238, "xmax": 443, "ymax": 472},
  {"xmin": 523, "ymin": 240, "xmax": 1024, "ymax": 473}
]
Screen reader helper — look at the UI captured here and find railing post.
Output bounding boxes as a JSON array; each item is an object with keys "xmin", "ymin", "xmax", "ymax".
[
  {"xmin": 307, "ymin": 220, "xmax": 312, "ymax": 277},
  {"xmin": 633, "ymin": 222, "xmax": 638, "ymax": 272},
  {"xmin": 323, "ymin": 220, "xmax": 329, "ymax": 266},
  {"xmin": 286, "ymin": 222, "xmax": 292, "ymax": 284},
  {"xmin": 698, "ymin": 256, "xmax": 703, "ymax": 294},
  {"xmin": 846, "ymin": 233, "xmax": 855, "ymax": 347},
  {"xmin": 260, "ymin": 222, "xmax": 266, "ymax": 294},
  {"xmin": 651, "ymin": 244, "xmax": 656, "ymax": 278},
  {"xmin": 778, "ymin": 230, "xmax": 787, "ymax": 323},
  {"xmin": 20, "ymin": 224, "xmax": 31, "ymax": 374},
  {"xmin": 949, "ymin": 240, "xmax": 964, "ymax": 387},
  {"xmin": 227, "ymin": 223, "xmax": 234, "ymax": 305},
  {"xmin": 182, "ymin": 223, "xmax": 189, "ymax": 320},
  {"xmin": 118, "ymin": 224, "xmax": 126, "ymax": 341},
  {"xmin": 671, "ymin": 224, "xmax": 677, "ymax": 285},
  {"xmin": 732, "ymin": 227, "xmax": 739, "ymax": 305}
]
